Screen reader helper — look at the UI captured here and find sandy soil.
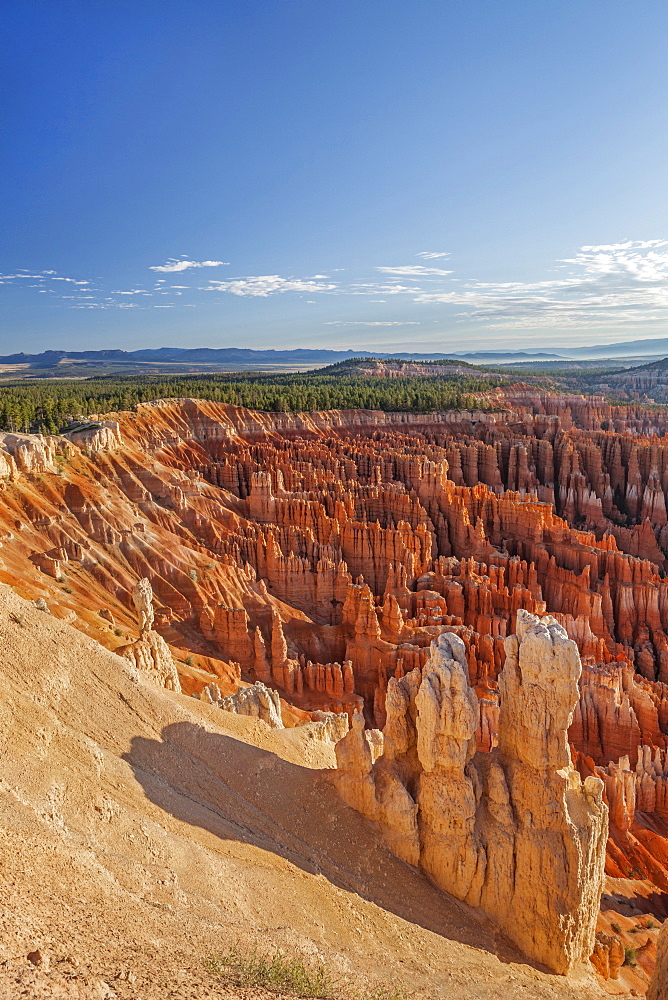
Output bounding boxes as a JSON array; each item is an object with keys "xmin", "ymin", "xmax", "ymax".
[{"xmin": 0, "ymin": 585, "xmax": 615, "ymax": 999}]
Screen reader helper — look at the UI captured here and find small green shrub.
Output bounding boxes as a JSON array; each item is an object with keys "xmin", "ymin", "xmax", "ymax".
[
  {"xmin": 623, "ymin": 945, "xmax": 638, "ymax": 966},
  {"xmin": 114, "ymin": 627, "xmax": 122, "ymax": 637},
  {"xmin": 205, "ymin": 945, "xmax": 339, "ymax": 998},
  {"xmin": 611, "ymin": 921, "xmax": 622, "ymax": 934},
  {"xmin": 184, "ymin": 655, "xmax": 194, "ymax": 667},
  {"xmin": 62, "ymin": 586, "xmax": 73, "ymax": 594},
  {"xmin": 361, "ymin": 989, "xmax": 412, "ymax": 1000}
]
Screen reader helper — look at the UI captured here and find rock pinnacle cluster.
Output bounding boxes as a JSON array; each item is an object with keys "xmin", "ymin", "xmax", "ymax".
[{"xmin": 0, "ymin": 391, "xmax": 667, "ymax": 989}]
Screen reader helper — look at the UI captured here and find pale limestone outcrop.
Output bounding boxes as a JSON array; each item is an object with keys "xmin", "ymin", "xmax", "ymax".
[
  {"xmin": 0, "ymin": 433, "xmax": 59, "ymax": 474},
  {"xmin": 365, "ymin": 727, "xmax": 384, "ymax": 762},
  {"xmin": 333, "ymin": 612, "xmax": 608, "ymax": 975},
  {"xmin": 213, "ymin": 680, "xmax": 283, "ymax": 728},
  {"xmin": 0, "ymin": 449, "xmax": 15, "ymax": 478},
  {"xmin": 649, "ymin": 919, "xmax": 668, "ymax": 1000},
  {"xmin": 490, "ymin": 611, "xmax": 608, "ymax": 974},
  {"xmin": 65, "ymin": 419, "xmax": 122, "ymax": 452},
  {"xmin": 310, "ymin": 710, "xmax": 350, "ymax": 743},
  {"xmin": 132, "ymin": 577, "xmax": 155, "ymax": 632},
  {"xmin": 120, "ymin": 629, "xmax": 181, "ymax": 692},
  {"xmin": 120, "ymin": 578, "xmax": 181, "ymax": 692}
]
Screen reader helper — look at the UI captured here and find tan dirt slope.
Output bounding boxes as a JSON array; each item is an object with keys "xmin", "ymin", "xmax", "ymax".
[{"xmin": 0, "ymin": 585, "xmax": 609, "ymax": 1000}]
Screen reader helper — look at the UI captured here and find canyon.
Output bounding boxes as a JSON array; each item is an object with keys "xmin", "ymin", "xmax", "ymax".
[{"xmin": 2, "ymin": 388, "xmax": 668, "ymax": 994}]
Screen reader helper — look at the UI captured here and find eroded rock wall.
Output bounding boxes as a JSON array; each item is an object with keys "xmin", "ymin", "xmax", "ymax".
[{"xmin": 334, "ymin": 612, "xmax": 608, "ymax": 974}]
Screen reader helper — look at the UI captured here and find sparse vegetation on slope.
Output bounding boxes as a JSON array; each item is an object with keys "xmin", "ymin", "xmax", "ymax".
[
  {"xmin": 205, "ymin": 944, "xmax": 342, "ymax": 998},
  {"xmin": 205, "ymin": 943, "xmax": 413, "ymax": 1000}
]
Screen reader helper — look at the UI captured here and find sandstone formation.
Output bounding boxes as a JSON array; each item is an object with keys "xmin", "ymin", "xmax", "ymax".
[
  {"xmin": 309, "ymin": 708, "xmax": 351, "ymax": 743},
  {"xmin": 589, "ymin": 931, "xmax": 625, "ymax": 981},
  {"xmin": 118, "ymin": 578, "xmax": 181, "ymax": 692},
  {"xmin": 64, "ymin": 418, "xmax": 123, "ymax": 453},
  {"xmin": 334, "ymin": 612, "xmax": 608, "ymax": 975},
  {"xmin": 200, "ymin": 678, "xmax": 284, "ymax": 727},
  {"xmin": 133, "ymin": 576, "xmax": 155, "ymax": 631}
]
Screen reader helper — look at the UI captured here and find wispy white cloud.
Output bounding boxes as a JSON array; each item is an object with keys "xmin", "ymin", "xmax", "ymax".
[
  {"xmin": 412, "ymin": 240, "xmax": 668, "ymax": 329},
  {"xmin": 350, "ymin": 283, "xmax": 422, "ymax": 296},
  {"xmin": 0, "ymin": 270, "xmax": 90, "ymax": 285},
  {"xmin": 1, "ymin": 273, "xmax": 45, "ymax": 280},
  {"xmin": 559, "ymin": 240, "xmax": 668, "ymax": 281},
  {"xmin": 6, "ymin": 240, "xmax": 668, "ymax": 333},
  {"xmin": 325, "ymin": 320, "xmax": 421, "ymax": 327},
  {"xmin": 149, "ymin": 258, "xmax": 229, "ymax": 272},
  {"xmin": 202, "ymin": 275, "xmax": 338, "ymax": 297},
  {"xmin": 375, "ymin": 265, "xmax": 453, "ymax": 277}
]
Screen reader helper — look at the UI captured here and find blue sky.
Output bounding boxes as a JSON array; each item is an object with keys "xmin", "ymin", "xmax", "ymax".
[{"xmin": 2, "ymin": 0, "xmax": 668, "ymax": 354}]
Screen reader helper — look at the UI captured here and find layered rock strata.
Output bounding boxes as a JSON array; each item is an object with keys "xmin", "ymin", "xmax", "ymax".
[{"xmin": 333, "ymin": 611, "xmax": 608, "ymax": 975}]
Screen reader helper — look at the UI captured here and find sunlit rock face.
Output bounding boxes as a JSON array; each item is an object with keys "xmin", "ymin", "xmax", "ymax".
[
  {"xmin": 1, "ymin": 394, "xmax": 668, "ymax": 893},
  {"xmin": 334, "ymin": 615, "xmax": 608, "ymax": 975},
  {"xmin": 649, "ymin": 917, "xmax": 668, "ymax": 999}
]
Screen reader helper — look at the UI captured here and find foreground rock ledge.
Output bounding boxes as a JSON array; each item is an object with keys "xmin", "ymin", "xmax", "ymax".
[{"xmin": 334, "ymin": 609, "xmax": 609, "ymax": 975}]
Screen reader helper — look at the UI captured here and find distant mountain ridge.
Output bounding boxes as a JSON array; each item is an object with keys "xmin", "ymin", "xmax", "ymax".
[
  {"xmin": 0, "ymin": 347, "xmax": 563, "ymax": 364},
  {"xmin": 3, "ymin": 336, "xmax": 668, "ymax": 367}
]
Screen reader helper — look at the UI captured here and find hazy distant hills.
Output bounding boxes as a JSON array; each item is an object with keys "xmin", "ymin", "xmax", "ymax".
[
  {"xmin": 0, "ymin": 347, "xmax": 563, "ymax": 365},
  {"xmin": 1, "ymin": 336, "xmax": 668, "ymax": 377}
]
